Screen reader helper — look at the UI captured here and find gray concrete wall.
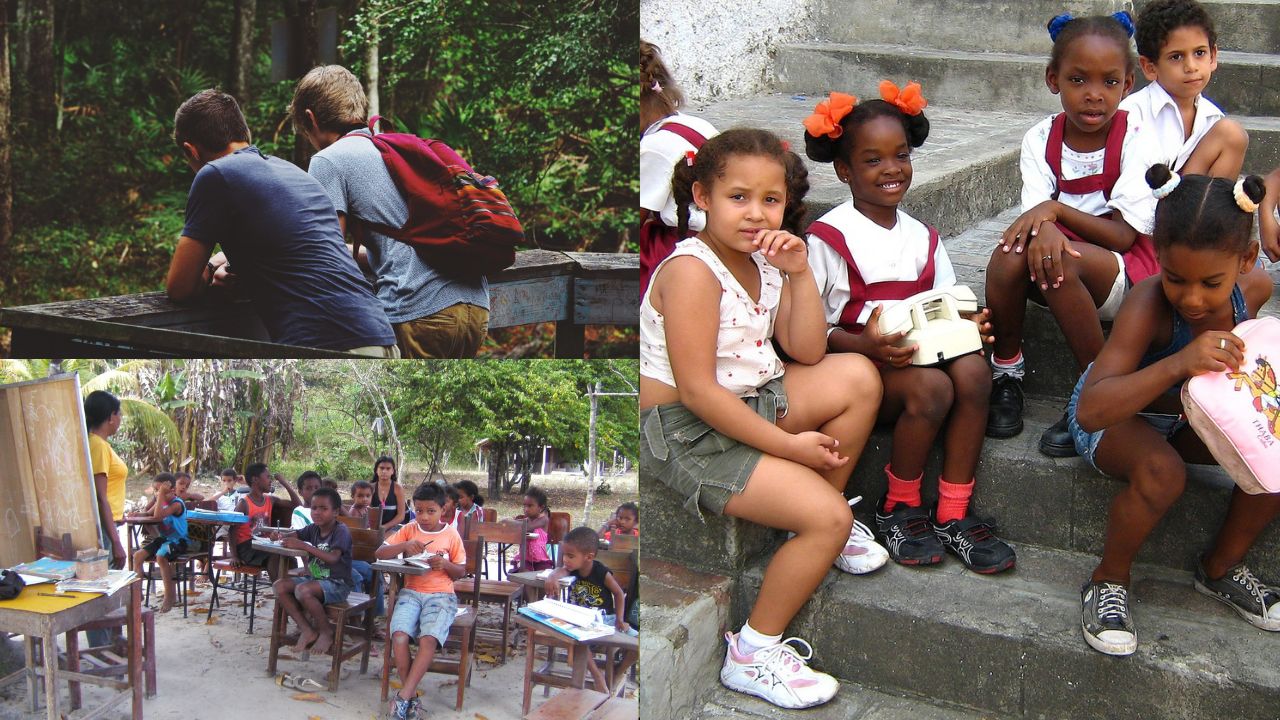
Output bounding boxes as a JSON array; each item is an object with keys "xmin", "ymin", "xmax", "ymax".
[{"xmin": 641, "ymin": 0, "xmax": 817, "ymax": 103}]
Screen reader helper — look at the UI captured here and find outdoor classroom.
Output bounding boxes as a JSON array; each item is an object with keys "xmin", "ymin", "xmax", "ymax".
[{"xmin": 0, "ymin": 359, "xmax": 640, "ymax": 719}]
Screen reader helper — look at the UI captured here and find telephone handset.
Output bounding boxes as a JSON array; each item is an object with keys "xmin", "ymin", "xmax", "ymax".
[{"xmin": 876, "ymin": 286, "xmax": 982, "ymax": 366}]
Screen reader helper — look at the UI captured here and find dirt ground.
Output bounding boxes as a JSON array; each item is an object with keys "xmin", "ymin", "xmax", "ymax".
[
  {"xmin": 0, "ymin": 543, "xmax": 638, "ymax": 719},
  {"xmin": 1, "ymin": 472, "xmax": 641, "ymax": 719}
]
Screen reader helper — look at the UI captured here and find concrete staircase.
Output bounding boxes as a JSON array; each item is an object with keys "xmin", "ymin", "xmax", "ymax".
[{"xmin": 643, "ymin": 1, "xmax": 1280, "ymax": 718}]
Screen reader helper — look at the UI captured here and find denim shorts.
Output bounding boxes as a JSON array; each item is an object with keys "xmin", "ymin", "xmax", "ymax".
[
  {"xmin": 1068, "ymin": 366, "xmax": 1187, "ymax": 475},
  {"xmin": 315, "ymin": 577, "xmax": 353, "ymax": 605},
  {"xmin": 640, "ymin": 378, "xmax": 787, "ymax": 518},
  {"xmin": 389, "ymin": 589, "xmax": 457, "ymax": 647}
]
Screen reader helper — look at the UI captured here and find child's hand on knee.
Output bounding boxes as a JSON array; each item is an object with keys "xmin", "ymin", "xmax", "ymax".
[
  {"xmin": 1001, "ymin": 201, "xmax": 1060, "ymax": 255},
  {"xmin": 1178, "ymin": 331, "xmax": 1245, "ymax": 376},
  {"xmin": 1026, "ymin": 224, "xmax": 1081, "ymax": 290},
  {"xmin": 787, "ymin": 431, "xmax": 849, "ymax": 471}
]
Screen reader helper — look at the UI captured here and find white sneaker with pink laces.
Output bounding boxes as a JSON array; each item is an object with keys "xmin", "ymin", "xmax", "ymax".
[
  {"xmin": 835, "ymin": 496, "xmax": 889, "ymax": 575},
  {"xmin": 719, "ymin": 633, "xmax": 839, "ymax": 709}
]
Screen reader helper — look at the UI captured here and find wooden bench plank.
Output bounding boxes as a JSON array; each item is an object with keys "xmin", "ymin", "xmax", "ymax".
[{"xmin": 525, "ymin": 688, "xmax": 610, "ymax": 720}]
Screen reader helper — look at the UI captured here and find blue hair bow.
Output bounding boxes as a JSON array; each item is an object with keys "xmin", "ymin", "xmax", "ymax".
[
  {"xmin": 1047, "ymin": 13, "xmax": 1073, "ymax": 41},
  {"xmin": 1112, "ymin": 11, "xmax": 1135, "ymax": 37}
]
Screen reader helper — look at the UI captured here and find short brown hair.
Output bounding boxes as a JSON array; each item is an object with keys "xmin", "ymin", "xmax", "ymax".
[
  {"xmin": 290, "ymin": 65, "xmax": 368, "ymax": 135},
  {"xmin": 173, "ymin": 89, "xmax": 251, "ymax": 152}
]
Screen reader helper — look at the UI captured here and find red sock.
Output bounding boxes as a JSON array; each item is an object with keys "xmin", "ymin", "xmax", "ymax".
[
  {"xmin": 937, "ymin": 478, "xmax": 975, "ymax": 524},
  {"xmin": 885, "ymin": 464, "xmax": 922, "ymax": 511}
]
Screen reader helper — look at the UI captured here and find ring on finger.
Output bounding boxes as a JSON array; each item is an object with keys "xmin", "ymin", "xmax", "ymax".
[
  {"xmin": 1219, "ymin": 338, "xmax": 1227, "ymax": 350},
  {"xmin": 1042, "ymin": 255, "xmax": 1053, "ymax": 262}
]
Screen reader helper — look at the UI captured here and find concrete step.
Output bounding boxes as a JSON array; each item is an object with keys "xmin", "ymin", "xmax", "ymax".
[
  {"xmin": 775, "ymin": 42, "xmax": 1280, "ymax": 118},
  {"xmin": 695, "ymin": 676, "xmax": 1016, "ymax": 719},
  {"xmin": 691, "ymin": 94, "xmax": 1034, "ymax": 235},
  {"xmin": 740, "ymin": 542, "xmax": 1280, "ymax": 719},
  {"xmin": 640, "ymin": 560, "xmax": 735, "ymax": 720},
  {"xmin": 810, "ymin": 0, "xmax": 1280, "ymax": 55}
]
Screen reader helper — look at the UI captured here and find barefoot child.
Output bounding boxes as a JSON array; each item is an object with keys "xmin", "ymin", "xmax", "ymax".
[
  {"xmin": 273, "ymin": 488, "xmax": 353, "ymax": 656},
  {"xmin": 229, "ymin": 464, "xmax": 283, "ymax": 582},
  {"xmin": 1122, "ymin": 0, "xmax": 1248, "ymax": 178},
  {"xmin": 641, "ymin": 127, "xmax": 883, "ymax": 709},
  {"xmin": 128, "ymin": 473, "xmax": 188, "ymax": 613},
  {"xmin": 986, "ymin": 12, "xmax": 1161, "ymax": 457},
  {"xmin": 1071, "ymin": 167, "xmax": 1277, "ymax": 656},
  {"xmin": 543, "ymin": 527, "xmax": 636, "ymax": 690},
  {"xmin": 375, "ymin": 483, "xmax": 465, "ymax": 720},
  {"xmin": 804, "ymin": 82, "xmax": 1015, "ymax": 572}
]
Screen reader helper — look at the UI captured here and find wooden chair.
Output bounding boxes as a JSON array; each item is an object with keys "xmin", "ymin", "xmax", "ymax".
[
  {"xmin": 339, "ymin": 514, "xmax": 370, "ymax": 530},
  {"xmin": 139, "ymin": 543, "xmax": 207, "ymax": 618},
  {"xmin": 605, "ymin": 534, "xmax": 637, "ymax": 553},
  {"xmin": 379, "ymin": 537, "xmax": 482, "ymax": 711},
  {"xmin": 522, "ymin": 549, "xmax": 639, "ymax": 713},
  {"xmin": 459, "ymin": 519, "xmax": 527, "ymax": 663},
  {"xmin": 547, "ymin": 511, "xmax": 572, "ymax": 566},
  {"xmin": 266, "ymin": 526, "xmax": 378, "ymax": 692},
  {"xmin": 63, "ymin": 606, "xmax": 158, "ymax": 700}
]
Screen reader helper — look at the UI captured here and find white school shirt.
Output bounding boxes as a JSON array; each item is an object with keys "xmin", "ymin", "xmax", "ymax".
[
  {"xmin": 640, "ymin": 238, "xmax": 785, "ymax": 398},
  {"xmin": 807, "ymin": 202, "xmax": 956, "ymax": 332},
  {"xmin": 1119, "ymin": 82, "xmax": 1224, "ymax": 172},
  {"xmin": 1019, "ymin": 114, "xmax": 1160, "ymax": 236},
  {"xmin": 640, "ymin": 113, "xmax": 719, "ymax": 231}
]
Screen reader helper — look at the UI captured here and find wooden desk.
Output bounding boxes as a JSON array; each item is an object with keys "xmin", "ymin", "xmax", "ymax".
[
  {"xmin": 515, "ymin": 615, "xmax": 639, "ymax": 693},
  {"xmin": 255, "ymin": 540, "xmax": 307, "ymax": 677},
  {"xmin": 585, "ymin": 696, "xmax": 639, "ymax": 720},
  {"xmin": 508, "ymin": 570, "xmax": 572, "ymax": 603},
  {"xmin": 0, "ymin": 579, "xmax": 143, "ymax": 719},
  {"xmin": 524, "ymin": 687, "xmax": 609, "ymax": 720},
  {"xmin": 124, "ymin": 516, "xmax": 162, "ymax": 571}
]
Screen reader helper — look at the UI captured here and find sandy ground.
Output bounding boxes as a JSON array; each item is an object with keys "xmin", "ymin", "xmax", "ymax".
[{"xmin": 0, "ymin": 564, "xmax": 637, "ymax": 719}]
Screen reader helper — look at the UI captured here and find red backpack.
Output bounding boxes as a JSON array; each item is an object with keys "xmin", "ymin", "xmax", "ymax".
[{"xmin": 341, "ymin": 116, "xmax": 523, "ymax": 277}]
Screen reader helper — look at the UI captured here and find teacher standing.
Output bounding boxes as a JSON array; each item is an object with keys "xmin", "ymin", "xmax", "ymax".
[{"xmin": 85, "ymin": 390, "xmax": 128, "ymax": 567}]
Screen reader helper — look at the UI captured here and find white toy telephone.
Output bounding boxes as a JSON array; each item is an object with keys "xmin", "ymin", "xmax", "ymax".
[{"xmin": 876, "ymin": 286, "xmax": 982, "ymax": 366}]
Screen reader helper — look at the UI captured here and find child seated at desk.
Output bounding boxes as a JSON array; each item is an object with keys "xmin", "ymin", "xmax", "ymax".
[
  {"xmin": 599, "ymin": 502, "xmax": 639, "ymax": 543},
  {"xmin": 542, "ymin": 526, "xmax": 635, "ymax": 691},
  {"xmin": 273, "ymin": 488, "xmax": 353, "ymax": 656},
  {"xmin": 208, "ymin": 468, "xmax": 242, "ymax": 513},
  {"xmin": 173, "ymin": 471, "xmax": 204, "ymax": 503},
  {"xmin": 344, "ymin": 480, "xmax": 374, "ymax": 523},
  {"xmin": 128, "ymin": 473, "xmax": 188, "ymax": 613},
  {"xmin": 375, "ymin": 483, "xmax": 465, "ymax": 720},
  {"xmin": 282, "ymin": 471, "xmax": 323, "ymax": 529},
  {"xmin": 511, "ymin": 486, "xmax": 553, "ymax": 573}
]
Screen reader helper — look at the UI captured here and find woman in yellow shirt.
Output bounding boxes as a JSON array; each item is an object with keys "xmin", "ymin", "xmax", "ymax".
[{"xmin": 85, "ymin": 390, "xmax": 128, "ymax": 567}]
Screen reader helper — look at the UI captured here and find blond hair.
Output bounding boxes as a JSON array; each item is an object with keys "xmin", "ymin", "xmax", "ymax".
[{"xmin": 289, "ymin": 65, "xmax": 369, "ymax": 135}]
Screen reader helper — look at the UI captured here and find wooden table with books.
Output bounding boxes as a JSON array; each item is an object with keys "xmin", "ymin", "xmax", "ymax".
[
  {"xmin": 0, "ymin": 574, "xmax": 143, "ymax": 720},
  {"xmin": 515, "ymin": 604, "xmax": 638, "ymax": 700}
]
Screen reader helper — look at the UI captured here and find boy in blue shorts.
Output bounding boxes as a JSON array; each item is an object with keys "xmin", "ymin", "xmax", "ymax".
[
  {"xmin": 375, "ymin": 483, "xmax": 465, "ymax": 720},
  {"xmin": 1121, "ymin": 0, "xmax": 1248, "ymax": 178},
  {"xmin": 273, "ymin": 487, "xmax": 353, "ymax": 656}
]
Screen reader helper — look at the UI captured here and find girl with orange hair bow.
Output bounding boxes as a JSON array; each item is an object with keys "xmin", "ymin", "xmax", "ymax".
[{"xmin": 802, "ymin": 81, "xmax": 1017, "ymax": 575}]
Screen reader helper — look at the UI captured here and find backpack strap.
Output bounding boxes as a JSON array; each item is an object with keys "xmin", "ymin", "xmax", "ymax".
[
  {"xmin": 659, "ymin": 122, "xmax": 707, "ymax": 149},
  {"xmin": 808, "ymin": 221, "xmax": 941, "ymax": 332},
  {"xmin": 1046, "ymin": 110, "xmax": 1129, "ymax": 201}
]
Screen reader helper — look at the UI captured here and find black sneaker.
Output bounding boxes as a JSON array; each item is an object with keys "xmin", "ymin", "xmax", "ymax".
[
  {"xmin": 986, "ymin": 374, "xmax": 1024, "ymax": 438},
  {"xmin": 1039, "ymin": 412, "xmax": 1078, "ymax": 458},
  {"xmin": 875, "ymin": 497, "xmax": 943, "ymax": 566},
  {"xmin": 1193, "ymin": 562, "xmax": 1280, "ymax": 631},
  {"xmin": 931, "ymin": 515, "xmax": 1016, "ymax": 574},
  {"xmin": 1080, "ymin": 581, "xmax": 1136, "ymax": 656}
]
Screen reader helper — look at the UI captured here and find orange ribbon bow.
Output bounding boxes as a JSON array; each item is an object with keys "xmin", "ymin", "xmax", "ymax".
[
  {"xmin": 879, "ymin": 80, "xmax": 927, "ymax": 116},
  {"xmin": 803, "ymin": 92, "xmax": 857, "ymax": 139}
]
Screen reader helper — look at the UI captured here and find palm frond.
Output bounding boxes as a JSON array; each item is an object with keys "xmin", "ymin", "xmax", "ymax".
[
  {"xmin": 119, "ymin": 398, "xmax": 180, "ymax": 451},
  {"xmin": 82, "ymin": 370, "xmax": 141, "ymax": 395}
]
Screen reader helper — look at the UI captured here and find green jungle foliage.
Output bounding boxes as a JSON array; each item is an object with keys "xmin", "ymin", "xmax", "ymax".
[{"xmin": 3, "ymin": 0, "xmax": 638, "ymax": 343}]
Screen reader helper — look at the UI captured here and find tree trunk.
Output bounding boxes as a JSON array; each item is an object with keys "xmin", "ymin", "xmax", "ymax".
[
  {"xmin": 230, "ymin": 0, "xmax": 256, "ymax": 104},
  {"xmin": 27, "ymin": 0, "xmax": 54, "ymax": 133},
  {"xmin": 0, "ymin": 0, "xmax": 11, "ymax": 275},
  {"xmin": 584, "ymin": 382, "xmax": 599, "ymax": 528},
  {"xmin": 364, "ymin": 11, "xmax": 378, "ymax": 119},
  {"xmin": 289, "ymin": 0, "xmax": 318, "ymax": 167}
]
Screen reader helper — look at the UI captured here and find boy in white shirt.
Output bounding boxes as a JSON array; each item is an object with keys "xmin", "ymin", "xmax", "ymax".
[{"xmin": 1121, "ymin": 0, "xmax": 1247, "ymax": 178}]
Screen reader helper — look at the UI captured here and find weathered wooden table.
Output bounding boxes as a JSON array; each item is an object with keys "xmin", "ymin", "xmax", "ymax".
[
  {"xmin": 0, "ymin": 250, "xmax": 638, "ymax": 358},
  {"xmin": 0, "ymin": 578, "xmax": 143, "ymax": 720}
]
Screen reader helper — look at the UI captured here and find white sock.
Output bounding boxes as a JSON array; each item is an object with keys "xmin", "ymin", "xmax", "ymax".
[
  {"xmin": 736, "ymin": 621, "xmax": 781, "ymax": 655},
  {"xmin": 992, "ymin": 350, "xmax": 1025, "ymax": 381}
]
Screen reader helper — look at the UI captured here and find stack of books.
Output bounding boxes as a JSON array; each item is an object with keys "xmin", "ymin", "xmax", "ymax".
[
  {"xmin": 517, "ymin": 598, "xmax": 614, "ymax": 641},
  {"xmin": 11, "ymin": 557, "xmax": 77, "ymax": 581},
  {"xmin": 56, "ymin": 569, "xmax": 137, "ymax": 596}
]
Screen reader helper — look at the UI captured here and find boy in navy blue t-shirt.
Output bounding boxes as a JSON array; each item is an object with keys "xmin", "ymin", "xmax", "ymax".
[{"xmin": 166, "ymin": 89, "xmax": 396, "ymax": 354}]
